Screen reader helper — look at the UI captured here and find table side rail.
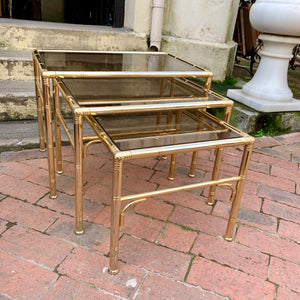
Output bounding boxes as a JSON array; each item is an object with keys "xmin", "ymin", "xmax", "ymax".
[
  {"xmin": 72, "ymin": 101, "xmax": 237, "ymax": 116},
  {"xmin": 121, "ymin": 176, "xmax": 242, "ymax": 203}
]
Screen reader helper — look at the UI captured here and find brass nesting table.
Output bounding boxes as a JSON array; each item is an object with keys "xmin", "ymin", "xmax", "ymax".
[{"xmin": 33, "ymin": 50, "xmax": 254, "ymax": 275}]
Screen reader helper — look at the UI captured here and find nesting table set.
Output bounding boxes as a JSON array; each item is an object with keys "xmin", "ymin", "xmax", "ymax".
[{"xmin": 33, "ymin": 50, "xmax": 254, "ymax": 274}]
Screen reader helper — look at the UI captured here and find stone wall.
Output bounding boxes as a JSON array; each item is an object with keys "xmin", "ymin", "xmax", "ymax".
[{"xmin": 125, "ymin": 0, "xmax": 239, "ymax": 80}]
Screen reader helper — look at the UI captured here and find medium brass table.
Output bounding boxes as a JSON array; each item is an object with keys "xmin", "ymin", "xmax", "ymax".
[
  {"xmin": 84, "ymin": 109, "xmax": 254, "ymax": 274},
  {"xmin": 53, "ymin": 76, "xmax": 234, "ymax": 235},
  {"xmin": 33, "ymin": 50, "xmax": 234, "ymax": 233}
]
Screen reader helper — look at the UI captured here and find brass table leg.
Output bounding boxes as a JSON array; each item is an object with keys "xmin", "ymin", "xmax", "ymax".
[
  {"xmin": 224, "ymin": 106, "xmax": 232, "ymax": 124},
  {"xmin": 188, "ymin": 106, "xmax": 232, "ymax": 178},
  {"xmin": 207, "ymin": 147, "xmax": 224, "ymax": 205},
  {"xmin": 109, "ymin": 158, "xmax": 123, "ymax": 275},
  {"xmin": 36, "ymin": 94, "xmax": 46, "ymax": 152},
  {"xmin": 156, "ymin": 78, "xmax": 166, "ymax": 128},
  {"xmin": 42, "ymin": 77, "xmax": 57, "ymax": 199},
  {"xmin": 168, "ymin": 153, "xmax": 177, "ymax": 180},
  {"xmin": 74, "ymin": 113, "xmax": 84, "ymax": 234},
  {"xmin": 189, "ymin": 109, "xmax": 205, "ymax": 178},
  {"xmin": 189, "ymin": 151, "xmax": 198, "ymax": 178},
  {"xmin": 53, "ymin": 81, "xmax": 63, "ymax": 174},
  {"xmin": 168, "ymin": 110, "xmax": 182, "ymax": 180},
  {"xmin": 33, "ymin": 59, "xmax": 46, "ymax": 152},
  {"xmin": 224, "ymin": 143, "xmax": 253, "ymax": 241}
]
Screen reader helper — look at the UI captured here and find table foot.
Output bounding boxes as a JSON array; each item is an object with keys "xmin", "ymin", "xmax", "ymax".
[
  {"xmin": 223, "ymin": 235, "xmax": 233, "ymax": 242},
  {"xmin": 206, "ymin": 200, "xmax": 214, "ymax": 206},
  {"xmin": 206, "ymin": 191, "xmax": 215, "ymax": 205},
  {"xmin": 75, "ymin": 229, "xmax": 85, "ymax": 235},
  {"xmin": 108, "ymin": 268, "xmax": 120, "ymax": 275}
]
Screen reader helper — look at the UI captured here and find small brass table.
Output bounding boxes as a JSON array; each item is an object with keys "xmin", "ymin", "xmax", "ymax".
[
  {"xmin": 84, "ymin": 109, "xmax": 254, "ymax": 274},
  {"xmin": 53, "ymin": 76, "xmax": 234, "ymax": 235}
]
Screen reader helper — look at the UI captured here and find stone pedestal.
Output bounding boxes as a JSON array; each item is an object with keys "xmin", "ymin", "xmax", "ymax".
[
  {"xmin": 228, "ymin": 34, "xmax": 300, "ymax": 112},
  {"xmin": 228, "ymin": 0, "xmax": 300, "ymax": 113}
]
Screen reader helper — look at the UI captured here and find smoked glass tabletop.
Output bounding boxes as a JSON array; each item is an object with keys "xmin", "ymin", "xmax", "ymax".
[
  {"xmin": 59, "ymin": 77, "xmax": 231, "ymax": 107},
  {"xmin": 93, "ymin": 110, "xmax": 241, "ymax": 151},
  {"xmin": 34, "ymin": 50, "xmax": 211, "ymax": 77}
]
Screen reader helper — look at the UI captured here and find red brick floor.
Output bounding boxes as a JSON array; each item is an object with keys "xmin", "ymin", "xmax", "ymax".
[{"xmin": 0, "ymin": 133, "xmax": 299, "ymax": 299}]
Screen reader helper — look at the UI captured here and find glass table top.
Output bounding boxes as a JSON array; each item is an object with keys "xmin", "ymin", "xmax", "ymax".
[
  {"xmin": 94, "ymin": 110, "xmax": 241, "ymax": 151},
  {"xmin": 35, "ymin": 50, "xmax": 211, "ymax": 77},
  {"xmin": 60, "ymin": 77, "xmax": 230, "ymax": 108}
]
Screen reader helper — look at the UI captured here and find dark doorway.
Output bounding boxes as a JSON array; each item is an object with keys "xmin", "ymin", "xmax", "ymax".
[
  {"xmin": 0, "ymin": 0, "xmax": 124, "ymax": 28},
  {"xmin": 65, "ymin": 0, "xmax": 113, "ymax": 26},
  {"xmin": 65, "ymin": 0, "xmax": 124, "ymax": 27},
  {"xmin": 1, "ymin": 0, "xmax": 41, "ymax": 20}
]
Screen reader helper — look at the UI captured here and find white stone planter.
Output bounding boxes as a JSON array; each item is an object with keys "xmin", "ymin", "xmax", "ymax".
[
  {"xmin": 227, "ymin": 0, "xmax": 300, "ymax": 112},
  {"xmin": 250, "ymin": 0, "xmax": 300, "ymax": 36}
]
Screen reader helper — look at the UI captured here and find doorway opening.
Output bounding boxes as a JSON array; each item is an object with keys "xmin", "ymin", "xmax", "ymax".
[{"xmin": 0, "ymin": 0, "xmax": 125, "ymax": 27}]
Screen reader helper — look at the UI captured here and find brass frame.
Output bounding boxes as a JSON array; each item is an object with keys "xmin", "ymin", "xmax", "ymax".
[{"xmin": 32, "ymin": 50, "xmax": 254, "ymax": 275}]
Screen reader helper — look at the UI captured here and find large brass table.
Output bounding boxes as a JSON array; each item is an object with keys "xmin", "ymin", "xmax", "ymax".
[
  {"xmin": 84, "ymin": 109, "xmax": 254, "ymax": 274},
  {"xmin": 33, "ymin": 50, "xmax": 215, "ymax": 200},
  {"xmin": 33, "ymin": 50, "xmax": 234, "ymax": 233}
]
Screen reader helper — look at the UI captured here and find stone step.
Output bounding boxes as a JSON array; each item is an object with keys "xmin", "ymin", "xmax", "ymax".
[
  {"xmin": 0, "ymin": 19, "xmax": 148, "ymax": 120},
  {"xmin": 0, "ymin": 50, "xmax": 34, "ymax": 81},
  {"xmin": 0, "ymin": 80, "xmax": 73, "ymax": 121},
  {"xmin": 0, "ymin": 79, "xmax": 35, "ymax": 97},
  {"xmin": 0, "ymin": 118, "xmax": 95, "ymax": 151},
  {"xmin": 0, "ymin": 18, "xmax": 147, "ymax": 51},
  {"xmin": 0, "ymin": 80, "xmax": 36, "ymax": 121}
]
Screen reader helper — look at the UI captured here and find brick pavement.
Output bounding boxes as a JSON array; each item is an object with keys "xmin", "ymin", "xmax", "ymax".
[{"xmin": 0, "ymin": 132, "xmax": 299, "ymax": 299}]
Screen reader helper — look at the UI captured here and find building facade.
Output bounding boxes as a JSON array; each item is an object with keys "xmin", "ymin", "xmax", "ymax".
[{"xmin": 1, "ymin": 0, "xmax": 239, "ymax": 80}]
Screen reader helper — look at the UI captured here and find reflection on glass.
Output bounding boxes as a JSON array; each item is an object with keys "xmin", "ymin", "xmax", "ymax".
[
  {"xmin": 95, "ymin": 110, "xmax": 240, "ymax": 151},
  {"xmin": 38, "ymin": 51, "xmax": 205, "ymax": 73},
  {"xmin": 61, "ymin": 78, "xmax": 223, "ymax": 107}
]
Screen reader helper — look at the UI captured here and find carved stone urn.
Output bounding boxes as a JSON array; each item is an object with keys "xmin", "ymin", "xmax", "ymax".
[{"xmin": 227, "ymin": 0, "xmax": 300, "ymax": 112}]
